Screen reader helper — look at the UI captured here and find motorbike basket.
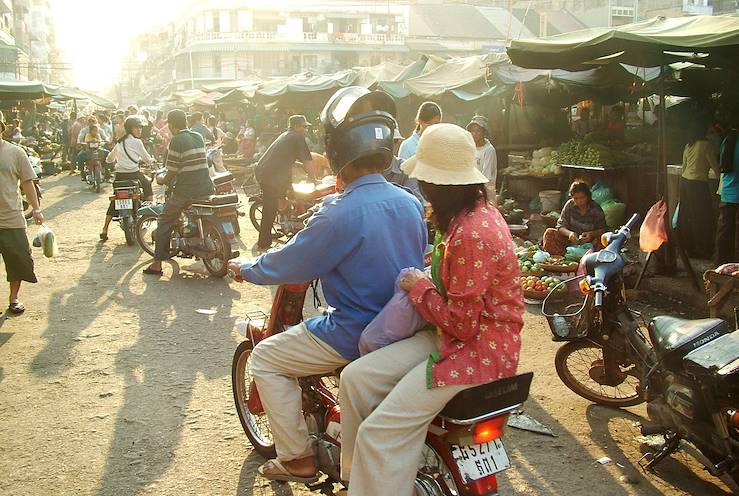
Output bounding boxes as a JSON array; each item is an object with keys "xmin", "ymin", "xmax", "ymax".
[{"xmin": 541, "ymin": 275, "xmax": 593, "ymax": 341}]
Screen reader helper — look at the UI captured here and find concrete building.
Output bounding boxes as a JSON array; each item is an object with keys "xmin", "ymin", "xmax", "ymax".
[
  {"xmin": 640, "ymin": 0, "xmax": 739, "ymax": 18},
  {"xmin": 122, "ymin": 0, "xmax": 529, "ymax": 102},
  {"xmin": 0, "ymin": 0, "xmax": 60, "ymax": 82}
]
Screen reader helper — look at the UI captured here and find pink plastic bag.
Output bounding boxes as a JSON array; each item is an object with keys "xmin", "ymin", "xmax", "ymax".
[
  {"xmin": 639, "ymin": 200, "xmax": 669, "ymax": 253},
  {"xmin": 358, "ymin": 268, "xmax": 429, "ymax": 356}
]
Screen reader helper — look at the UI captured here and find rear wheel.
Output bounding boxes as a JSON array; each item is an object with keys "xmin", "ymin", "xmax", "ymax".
[
  {"xmin": 122, "ymin": 216, "xmax": 136, "ymax": 246},
  {"xmin": 555, "ymin": 340, "xmax": 644, "ymax": 408},
  {"xmin": 232, "ymin": 340, "xmax": 276, "ymax": 459},
  {"xmin": 201, "ymin": 220, "xmax": 230, "ymax": 277},
  {"xmin": 415, "ymin": 444, "xmax": 460, "ymax": 496}
]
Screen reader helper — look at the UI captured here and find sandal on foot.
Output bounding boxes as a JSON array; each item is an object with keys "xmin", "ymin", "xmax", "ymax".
[
  {"xmin": 8, "ymin": 302, "xmax": 25, "ymax": 314},
  {"xmin": 142, "ymin": 267, "xmax": 163, "ymax": 276},
  {"xmin": 257, "ymin": 459, "xmax": 318, "ymax": 484},
  {"xmin": 99, "ymin": 233, "xmax": 108, "ymax": 241}
]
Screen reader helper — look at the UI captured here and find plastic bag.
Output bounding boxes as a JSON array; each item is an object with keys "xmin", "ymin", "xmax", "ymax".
[
  {"xmin": 591, "ymin": 182, "xmax": 614, "ymax": 205},
  {"xmin": 672, "ymin": 202, "xmax": 680, "ymax": 230},
  {"xmin": 640, "ymin": 200, "xmax": 668, "ymax": 253},
  {"xmin": 532, "ymin": 250, "xmax": 550, "ymax": 263},
  {"xmin": 34, "ymin": 224, "xmax": 59, "ymax": 258},
  {"xmin": 565, "ymin": 244, "xmax": 592, "ymax": 261},
  {"xmin": 358, "ymin": 268, "xmax": 428, "ymax": 356},
  {"xmin": 602, "ymin": 200, "xmax": 627, "ymax": 228}
]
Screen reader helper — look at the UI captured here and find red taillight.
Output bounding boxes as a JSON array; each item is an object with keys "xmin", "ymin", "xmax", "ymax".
[
  {"xmin": 729, "ymin": 410, "xmax": 739, "ymax": 429},
  {"xmin": 116, "ymin": 191, "xmax": 129, "ymax": 199},
  {"xmin": 473, "ymin": 415, "xmax": 508, "ymax": 444}
]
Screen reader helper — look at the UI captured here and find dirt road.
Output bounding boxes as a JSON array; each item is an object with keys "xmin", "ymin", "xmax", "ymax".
[{"xmin": 0, "ymin": 173, "xmax": 733, "ymax": 495}]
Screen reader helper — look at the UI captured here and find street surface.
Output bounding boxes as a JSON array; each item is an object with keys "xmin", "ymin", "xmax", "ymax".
[{"xmin": 0, "ymin": 173, "xmax": 734, "ymax": 495}]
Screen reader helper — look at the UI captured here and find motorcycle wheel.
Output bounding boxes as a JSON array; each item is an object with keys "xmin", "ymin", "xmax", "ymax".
[
  {"xmin": 416, "ymin": 443, "xmax": 460, "ymax": 496},
  {"xmin": 201, "ymin": 220, "xmax": 230, "ymax": 277},
  {"xmin": 135, "ymin": 214, "xmax": 160, "ymax": 257},
  {"xmin": 122, "ymin": 216, "xmax": 136, "ymax": 246},
  {"xmin": 248, "ymin": 200, "xmax": 282, "ymax": 240},
  {"xmin": 94, "ymin": 168, "xmax": 102, "ymax": 193},
  {"xmin": 232, "ymin": 340, "xmax": 276, "ymax": 459},
  {"xmin": 555, "ymin": 340, "xmax": 644, "ymax": 408}
]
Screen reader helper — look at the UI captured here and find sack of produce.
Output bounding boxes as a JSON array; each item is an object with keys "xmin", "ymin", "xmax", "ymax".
[
  {"xmin": 591, "ymin": 182, "xmax": 614, "ymax": 205},
  {"xmin": 36, "ymin": 224, "xmax": 59, "ymax": 258},
  {"xmin": 602, "ymin": 200, "xmax": 627, "ymax": 228}
]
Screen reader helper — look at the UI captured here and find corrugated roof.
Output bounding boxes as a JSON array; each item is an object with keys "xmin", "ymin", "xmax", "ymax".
[{"xmin": 409, "ymin": 4, "xmax": 504, "ymax": 40}]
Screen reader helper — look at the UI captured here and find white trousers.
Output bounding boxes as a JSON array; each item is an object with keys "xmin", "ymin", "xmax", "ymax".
[
  {"xmin": 339, "ymin": 331, "xmax": 472, "ymax": 496},
  {"xmin": 250, "ymin": 323, "xmax": 349, "ymax": 461}
]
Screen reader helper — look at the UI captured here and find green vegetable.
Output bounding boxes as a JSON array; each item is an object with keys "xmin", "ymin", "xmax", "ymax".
[{"xmin": 42, "ymin": 230, "xmax": 55, "ymax": 258}]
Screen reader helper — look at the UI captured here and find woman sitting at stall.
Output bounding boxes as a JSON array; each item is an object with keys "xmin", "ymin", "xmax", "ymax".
[{"xmin": 543, "ymin": 181, "xmax": 608, "ymax": 256}]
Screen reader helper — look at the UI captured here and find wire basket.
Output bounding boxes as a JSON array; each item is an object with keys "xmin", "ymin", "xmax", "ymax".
[{"xmin": 541, "ymin": 275, "xmax": 593, "ymax": 341}]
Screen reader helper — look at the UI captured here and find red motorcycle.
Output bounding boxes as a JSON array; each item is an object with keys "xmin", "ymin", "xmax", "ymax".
[
  {"xmin": 248, "ymin": 177, "xmax": 336, "ymax": 242},
  {"xmin": 231, "ymin": 282, "xmax": 532, "ymax": 495}
]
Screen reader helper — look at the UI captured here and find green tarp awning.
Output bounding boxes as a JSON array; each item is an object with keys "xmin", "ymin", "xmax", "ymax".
[
  {"xmin": 508, "ymin": 15, "xmax": 739, "ymax": 70},
  {"xmin": 0, "ymin": 79, "xmax": 59, "ymax": 100}
]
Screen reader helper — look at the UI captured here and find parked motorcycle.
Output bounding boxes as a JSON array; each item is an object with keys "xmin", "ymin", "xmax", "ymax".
[
  {"xmin": 82, "ymin": 141, "xmax": 106, "ymax": 193},
  {"xmin": 543, "ymin": 213, "xmax": 739, "ymax": 487},
  {"xmin": 135, "ymin": 171, "xmax": 241, "ymax": 277},
  {"xmin": 109, "ymin": 180, "xmax": 142, "ymax": 246},
  {"xmin": 248, "ymin": 177, "xmax": 336, "ymax": 241},
  {"xmin": 232, "ymin": 282, "xmax": 533, "ymax": 495}
]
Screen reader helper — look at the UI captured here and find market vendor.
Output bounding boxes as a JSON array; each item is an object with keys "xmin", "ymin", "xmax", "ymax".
[{"xmin": 542, "ymin": 181, "xmax": 608, "ymax": 256}]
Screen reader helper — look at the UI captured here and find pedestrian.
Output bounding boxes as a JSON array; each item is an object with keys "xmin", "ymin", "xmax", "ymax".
[
  {"xmin": 398, "ymin": 101, "xmax": 442, "ymax": 164},
  {"xmin": 253, "ymin": 115, "xmax": 315, "ymax": 251},
  {"xmin": 61, "ymin": 111, "xmax": 75, "ymax": 166},
  {"xmin": 466, "ymin": 114, "xmax": 497, "ymax": 201},
  {"xmin": 237, "ymin": 119, "xmax": 256, "ymax": 159},
  {"xmin": 143, "ymin": 109, "xmax": 214, "ymax": 276},
  {"xmin": 0, "ymin": 112, "xmax": 44, "ymax": 315},
  {"xmin": 677, "ymin": 119, "xmax": 720, "ymax": 259},
  {"xmin": 716, "ymin": 118, "xmax": 739, "ymax": 265},
  {"xmin": 189, "ymin": 111, "xmax": 215, "ymax": 144},
  {"xmin": 207, "ymin": 116, "xmax": 226, "ymax": 145},
  {"xmin": 382, "ymin": 128, "xmax": 423, "ymax": 201}
]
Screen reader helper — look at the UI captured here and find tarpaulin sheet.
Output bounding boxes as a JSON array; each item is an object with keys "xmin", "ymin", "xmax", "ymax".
[
  {"xmin": 508, "ymin": 15, "xmax": 739, "ymax": 70},
  {"xmin": 0, "ymin": 79, "xmax": 59, "ymax": 100}
]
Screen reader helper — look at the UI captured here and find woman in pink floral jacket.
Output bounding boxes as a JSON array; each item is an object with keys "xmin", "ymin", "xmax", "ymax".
[{"xmin": 339, "ymin": 123, "xmax": 524, "ymax": 496}]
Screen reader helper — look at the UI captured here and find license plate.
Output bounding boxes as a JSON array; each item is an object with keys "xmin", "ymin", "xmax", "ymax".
[
  {"xmin": 115, "ymin": 199, "xmax": 133, "ymax": 210},
  {"xmin": 450, "ymin": 439, "xmax": 511, "ymax": 483}
]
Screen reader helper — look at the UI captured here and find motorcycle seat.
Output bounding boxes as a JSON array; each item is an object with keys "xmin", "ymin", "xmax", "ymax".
[
  {"xmin": 191, "ymin": 193, "xmax": 239, "ymax": 207},
  {"xmin": 212, "ymin": 171, "xmax": 234, "ymax": 186},
  {"xmin": 648, "ymin": 316, "xmax": 728, "ymax": 363},
  {"xmin": 439, "ymin": 372, "xmax": 533, "ymax": 424},
  {"xmin": 113, "ymin": 180, "xmax": 139, "ymax": 190}
]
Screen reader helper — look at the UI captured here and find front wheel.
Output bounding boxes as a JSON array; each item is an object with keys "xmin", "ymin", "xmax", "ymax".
[
  {"xmin": 232, "ymin": 340, "xmax": 276, "ymax": 459},
  {"xmin": 122, "ymin": 216, "xmax": 136, "ymax": 246},
  {"xmin": 249, "ymin": 200, "xmax": 281, "ymax": 239},
  {"xmin": 94, "ymin": 168, "xmax": 102, "ymax": 193},
  {"xmin": 201, "ymin": 220, "xmax": 230, "ymax": 277},
  {"xmin": 135, "ymin": 214, "xmax": 159, "ymax": 257},
  {"xmin": 555, "ymin": 340, "xmax": 644, "ymax": 408}
]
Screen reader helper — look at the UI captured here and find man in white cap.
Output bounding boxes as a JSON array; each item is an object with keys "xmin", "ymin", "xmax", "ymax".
[
  {"xmin": 382, "ymin": 127, "xmax": 424, "ymax": 201},
  {"xmin": 467, "ymin": 115, "xmax": 497, "ymax": 202}
]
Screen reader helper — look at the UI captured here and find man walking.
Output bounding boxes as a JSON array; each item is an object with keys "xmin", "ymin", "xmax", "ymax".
[
  {"xmin": 0, "ymin": 113, "xmax": 43, "ymax": 315},
  {"xmin": 254, "ymin": 115, "xmax": 315, "ymax": 250},
  {"xmin": 143, "ymin": 109, "xmax": 214, "ymax": 276}
]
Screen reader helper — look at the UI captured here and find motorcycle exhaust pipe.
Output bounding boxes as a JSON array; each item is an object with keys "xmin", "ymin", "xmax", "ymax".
[{"xmin": 640, "ymin": 424, "xmax": 667, "ymax": 436}]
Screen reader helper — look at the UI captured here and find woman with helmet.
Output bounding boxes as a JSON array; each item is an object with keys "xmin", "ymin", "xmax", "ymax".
[
  {"xmin": 227, "ymin": 86, "xmax": 427, "ymax": 485},
  {"xmin": 99, "ymin": 115, "xmax": 154, "ymax": 241}
]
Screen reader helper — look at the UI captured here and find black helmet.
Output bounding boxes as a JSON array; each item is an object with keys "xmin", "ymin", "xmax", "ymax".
[
  {"xmin": 124, "ymin": 115, "xmax": 144, "ymax": 135},
  {"xmin": 321, "ymin": 86, "xmax": 397, "ymax": 175}
]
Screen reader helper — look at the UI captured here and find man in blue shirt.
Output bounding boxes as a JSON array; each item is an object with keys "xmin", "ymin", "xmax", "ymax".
[
  {"xmin": 717, "ymin": 125, "xmax": 739, "ymax": 264},
  {"xmin": 228, "ymin": 87, "xmax": 427, "ymax": 483}
]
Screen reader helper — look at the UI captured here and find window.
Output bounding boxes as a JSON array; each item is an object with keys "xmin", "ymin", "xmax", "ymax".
[{"xmin": 213, "ymin": 54, "xmax": 222, "ymax": 77}]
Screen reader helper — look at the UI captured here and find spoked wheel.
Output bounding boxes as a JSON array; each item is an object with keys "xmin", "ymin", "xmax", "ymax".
[
  {"xmin": 135, "ymin": 214, "xmax": 174, "ymax": 258},
  {"xmin": 232, "ymin": 340, "xmax": 276, "ymax": 459},
  {"xmin": 94, "ymin": 168, "xmax": 102, "ymax": 193},
  {"xmin": 201, "ymin": 221, "xmax": 230, "ymax": 277},
  {"xmin": 249, "ymin": 201, "xmax": 282, "ymax": 239},
  {"xmin": 555, "ymin": 340, "xmax": 644, "ymax": 408},
  {"xmin": 416, "ymin": 444, "xmax": 460, "ymax": 496},
  {"xmin": 122, "ymin": 217, "xmax": 136, "ymax": 246}
]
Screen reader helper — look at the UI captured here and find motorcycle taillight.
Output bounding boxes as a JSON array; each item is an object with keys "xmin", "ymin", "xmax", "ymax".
[
  {"xmin": 473, "ymin": 415, "xmax": 509, "ymax": 444},
  {"xmin": 116, "ymin": 191, "xmax": 129, "ymax": 199},
  {"xmin": 463, "ymin": 475, "xmax": 499, "ymax": 495}
]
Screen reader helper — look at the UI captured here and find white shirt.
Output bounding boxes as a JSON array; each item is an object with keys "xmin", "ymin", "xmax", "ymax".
[
  {"xmin": 106, "ymin": 135, "xmax": 152, "ymax": 173},
  {"xmin": 475, "ymin": 140, "xmax": 497, "ymax": 188}
]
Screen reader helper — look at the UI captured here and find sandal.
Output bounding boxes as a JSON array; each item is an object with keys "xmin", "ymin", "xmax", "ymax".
[
  {"xmin": 257, "ymin": 459, "xmax": 318, "ymax": 484},
  {"xmin": 142, "ymin": 267, "xmax": 163, "ymax": 276},
  {"xmin": 8, "ymin": 302, "xmax": 25, "ymax": 314}
]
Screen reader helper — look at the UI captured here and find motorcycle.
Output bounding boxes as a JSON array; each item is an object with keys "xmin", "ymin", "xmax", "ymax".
[
  {"xmin": 109, "ymin": 180, "xmax": 142, "ymax": 246},
  {"xmin": 82, "ymin": 141, "xmax": 107, "ymax": 193},
  {"xmin": 135, "ymin": 171, "xmax": 241, "ymax": 277},
  {"xmin": 248, "ymin": 177, "xmax": 336, "ymax": 242},
  {"xmin": 231, "ymin": 282, "xmax": 533, "ymax": 495},
  {"xmin": 542, "ymin": 213, "xmax": 739, "ymax": 487}
]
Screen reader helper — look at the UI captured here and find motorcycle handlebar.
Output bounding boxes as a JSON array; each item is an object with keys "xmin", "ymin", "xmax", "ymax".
[
  {"xmin": 624, "ymin": 213, "xmax": 640, "ymax": 233},
  {"xmin": 594, "ymin": 290, "xmax": 604, "ymax": 307}
]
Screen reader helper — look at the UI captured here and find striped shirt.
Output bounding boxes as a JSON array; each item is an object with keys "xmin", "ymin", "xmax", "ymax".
[{"xmin": 166, "ymin": 129, "xmax": 214, "ymax": 198}]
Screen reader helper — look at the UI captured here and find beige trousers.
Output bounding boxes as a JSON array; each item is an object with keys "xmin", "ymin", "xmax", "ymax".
[
  {"xmin": 250, "ymin": 323, "xmax": 349, "ymax": 461},
  {"xmin": 339, "ymin": 330, "xmax": 472, "ymax": 496}
]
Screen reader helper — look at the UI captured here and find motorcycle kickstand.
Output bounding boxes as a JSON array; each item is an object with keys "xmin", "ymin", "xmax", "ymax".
[{"xmin": 638, "ymin": 432, "xmax": 681, "ymax": 471}]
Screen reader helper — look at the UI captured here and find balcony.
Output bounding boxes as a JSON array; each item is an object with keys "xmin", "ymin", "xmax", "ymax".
[{"xmin": 180, "ymin": 31, "xmax": 405, "ymax": 49}]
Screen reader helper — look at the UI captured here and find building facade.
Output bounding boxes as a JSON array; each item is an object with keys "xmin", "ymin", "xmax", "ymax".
[{"xmin": 0, "ymin": 0, "xmax": 60, "ymax": 82}]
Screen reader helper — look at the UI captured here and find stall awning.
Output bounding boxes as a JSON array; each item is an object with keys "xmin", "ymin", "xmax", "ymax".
[
  {"xmin": 0, "ymin": 79, "xmax": 58, "ymax": 100},
  {"xmin": 56, "ymin": 87, "xmax": 116, "ymax": 109},
  {"xmin": 508, "ymin": 15, "xmax": 739, "ymax": 70}
]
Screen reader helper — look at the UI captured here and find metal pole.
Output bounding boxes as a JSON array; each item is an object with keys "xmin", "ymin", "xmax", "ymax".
[
  {"xmin": 189, "ymin": 50, "xmax": 195, "ymax": 89},
  {"xmin": 658, "ymin": 64, "xmax": 667, "ymax": 202}
]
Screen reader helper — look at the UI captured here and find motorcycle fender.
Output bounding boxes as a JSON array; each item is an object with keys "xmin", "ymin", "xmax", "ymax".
[
  {"xmin": 138, "ymin": 203, "xmax": 164, "ymax": 217},
  {"xmin": 248, "ymin": 195, "xmax": 262, "ymax": 203}
]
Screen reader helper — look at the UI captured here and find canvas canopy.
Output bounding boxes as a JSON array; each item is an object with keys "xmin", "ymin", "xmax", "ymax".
[
  {"xmin": 0, "ymin": 80, "xmax": 58, "ymax": 100},
  {"xmin": 508, "ymin": 15, "xmax": 739, "ymax": 70},
  {"xmin": 56, "ymin": 87, "xmax": 116, "ymax": 109}
]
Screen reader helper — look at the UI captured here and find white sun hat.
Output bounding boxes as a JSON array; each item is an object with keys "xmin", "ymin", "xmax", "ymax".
[{"xmin": 401, "ymin": 123, "xmax": 489, "ymax": 185}]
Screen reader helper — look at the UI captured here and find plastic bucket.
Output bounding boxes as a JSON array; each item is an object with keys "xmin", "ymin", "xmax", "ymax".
[{"xmin": 539, "ymin": 190, "xmax": 562, "ymax": 213}]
